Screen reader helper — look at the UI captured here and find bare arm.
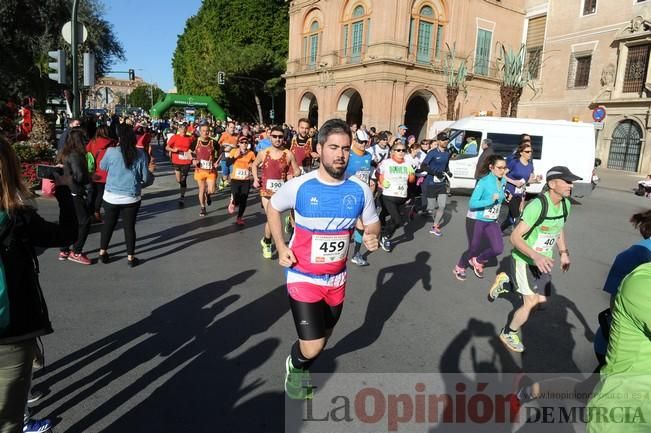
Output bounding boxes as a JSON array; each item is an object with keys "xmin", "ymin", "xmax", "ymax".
[{"xmin": 287, "ymin": 152, "xmax": 301, "ymax": 178}]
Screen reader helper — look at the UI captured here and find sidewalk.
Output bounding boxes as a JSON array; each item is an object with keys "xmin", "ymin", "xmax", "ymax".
[{"xmin": 595, "ymin": 167, "xmax": 644, "ymax": 193}]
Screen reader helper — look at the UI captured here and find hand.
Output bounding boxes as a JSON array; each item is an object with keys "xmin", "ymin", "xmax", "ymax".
[
  {"xmin": 492, "ymin": 193, "xmax": 500, "ymax": 202},
  {"xmin": 278, "ymin": 245, "xmax": 297, "ymax": 267},
  {"xmin": 446, "ymin": 171, "xmax": 453, "ymax": 178},
  {"xmin": 517, "ymin": 179, "xmax": 526, "ymax": 188},
  {"xmin": 560, "ymin": 253, "xmax": 571, "ymax": 272},
  {"xmin": 362, "ymin": 230, "xmax": 379, "ymax": 252},
  {"xmin": 253, "ymin": 179, "xmax": 260, "ymax": 189},
  {"xmin": 533, "ymin": 253, "xmax": 554, "ymax": 274}
]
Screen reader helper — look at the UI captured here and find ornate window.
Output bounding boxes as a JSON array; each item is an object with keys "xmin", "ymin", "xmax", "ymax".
[
  {"xmin": 302, "ymin": 19, "xmax": 321, "ymax": 69},
  {"xmin": 408, "ymin": 4, "xmax": 445, "ymax": 63},
  {"xmin": 342, "ymin": 4, "xmax": 371, "ymax": 63},
  {"xmin": 622, "ymin": 44, "xmax": 650, "ymax": 94}
]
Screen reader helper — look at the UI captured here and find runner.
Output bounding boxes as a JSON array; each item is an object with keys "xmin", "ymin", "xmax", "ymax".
[
  {"xmin": 218, "ymin": 121, "xmax": 239, "ymax": 190},
  {"xmin": 377, "ymin": 141, "xmax": 415, "ymax": 252},
  {"xmin": 165, "ymin": 123, "xmax": 194, "ymax": 207},
  {"xmin": 344, "ymin": 130, "xmax": 374, "ymax": 266},
  {"xmin": 489, "ymin": 166, "xmax": 580, "ymax": 353},
  {"xmin": 453, "ymin": 154, "xmax": 507, "ymax": 281},
  {"xmin": 194, "ymin": 124, "xmax": 218, "ymax": 216},
  {"xmin": 266, "ymin": 118, "xmax": 381, "ymax": 399},
  {"xmin": 421, "ymin": 132, "xmax": 452, "ymax": 236},
  {"xmin": 285, "ymin": 118, "xmax": 318, "ymax": 235},
  {"xmin": 252, "ymin": 125, "xmax": 300, "ymax": 258},
  {"xmin": 226, "ymin": 135, "xmax": 256, "ymax": 225}
]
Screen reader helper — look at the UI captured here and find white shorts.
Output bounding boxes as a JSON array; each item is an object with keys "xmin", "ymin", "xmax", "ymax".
[{"xmin": 513, "ymin": 258, "xmax": 552, "ymax": 296}]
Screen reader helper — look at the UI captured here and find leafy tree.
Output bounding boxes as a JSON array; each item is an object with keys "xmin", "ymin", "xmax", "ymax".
[
  {"xmin": 441, "ymin": 43, "xmax": 469, "ymax": 121},
  {"xmin": 172, "ymin": 0, "xmax": 288, "ymax": 122},
  {"xmin": 128, "ymin": 84, "xmax": 165, "ymax": 110},
  {"xmin": 0, "ymin": 0, "xmax": 124, "ymax": 107}
]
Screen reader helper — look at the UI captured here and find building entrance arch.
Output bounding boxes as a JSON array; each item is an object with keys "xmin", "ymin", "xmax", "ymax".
[
  {"xmin": 608, "ymin": 120, "xmax": 642, "ymax": 171},
  {"xmin": 337, "ymin": 88, "xmax": 363, "ymax": 126},
  {"xmin": 149, "ymin": 94, "xmax": 227, "ymax": 120},
  {"xmin": 299, "ymin": 92, "xmax": 319, "ymax": 127},
  {"xmin": 404, "ymin": 90, "xmax": 439, "ymax": 140}
]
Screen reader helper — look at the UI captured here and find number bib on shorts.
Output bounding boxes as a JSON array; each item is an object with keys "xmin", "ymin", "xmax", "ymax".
[
  {"xmin": 311, "ymin": 234, "xmax": 349, "ymax": 263},
  {"xmin": 483, "ymin": 203, "xmax": 501, "ymax": 220},
  {"xmin": 266, "ymin": 179, "xmax": 284, "ymax": 192},
  {"xmin": 199, "ymin": 159, "xmax": 212, "ymax": 170},
  {"xmin": 533, "ymin": 232, "xmax": 559, "ymax": 253},
  {"xmin": 234, "ymin": 168, "xmax": 249, "ymax": 179}
]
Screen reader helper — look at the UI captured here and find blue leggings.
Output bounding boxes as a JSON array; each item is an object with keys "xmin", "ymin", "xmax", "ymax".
[{"xmin": 457, "ymin": 218, "xmax": 504, "ymax": 268}]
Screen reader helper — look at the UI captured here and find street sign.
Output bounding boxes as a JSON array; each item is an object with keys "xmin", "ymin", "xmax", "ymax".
[
  {"xmin": 62, "ymin": 21, "xmax": 88, "ymax": 44},
  {"xmin": 592, "ymin": 106, "xmax": 606, "ymax": 122}
]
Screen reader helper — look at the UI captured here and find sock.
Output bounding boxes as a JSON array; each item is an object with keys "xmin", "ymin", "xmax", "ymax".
[
  {"xmin": 291, "ymin": 340, "xmax": 315, "ymax": 370},
  {"xmin": 505, "ymin": 326, "xmax": 517, "ymax": 334},
  {"xmin": 264, "ymin": 237, "xmax": 272, "ymax": 245},
  {"xmin": 354, "ymin": 242, "xmax": 362, "ymax": 255}
]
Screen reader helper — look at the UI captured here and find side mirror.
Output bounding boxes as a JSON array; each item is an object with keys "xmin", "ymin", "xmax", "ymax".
[{"xmin": 594, "ymin": 158, "xmax": 602, "ymax": 168}]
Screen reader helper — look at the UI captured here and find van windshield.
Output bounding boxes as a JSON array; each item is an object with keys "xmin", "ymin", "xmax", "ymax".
[{"xmin": 448, "ymin": 129, "xmax": 483, "ymax": 159}]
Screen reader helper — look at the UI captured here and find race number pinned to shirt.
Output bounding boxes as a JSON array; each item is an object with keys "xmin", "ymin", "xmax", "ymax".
[
  {"xmin": 533, "ymin": 232, "xmax": 559, "ymax": 253},
  {"xmin": 199, "ymin": 159, "xmax": 213, "ymax": 170},
  {"xmin": 311, "ymin": 234, "xmax": 349, "ymax": 263},
  {"xmin": 178, "ymin": 152, "xmax": 191, "ymax": 160},
  {"xmin": 483, "ymin": 203, "xmax": 501, "ymax": 220},
  {"xmin": 355, "ymin": 169, "xmax": 371, "ymax": 184},
  {"xmin": 234, "ymin": 168, "xmax": 250, "ymax": 179},
  {"xmin": 266, "ymin": 179, "xmax": 284, "ymax": 192}
]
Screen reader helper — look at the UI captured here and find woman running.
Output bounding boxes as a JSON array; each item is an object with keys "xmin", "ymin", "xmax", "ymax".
[
  {"xmin": 227, "ymin": 135, "xmax": 256, "ymax": 225},
  {"xmin": 377, "ymin": 141, "xmax": 416, "ymax": 252},
  {"xmin": 454, "ymin": 154, "xmax": 507, "ymax": 280},
  {"xmin": 501, "ymin": 141, "xmax": 540, "ymax": 232}
]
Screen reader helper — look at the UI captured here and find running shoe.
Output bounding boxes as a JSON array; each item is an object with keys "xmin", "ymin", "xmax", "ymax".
[
  {"xmin": 488, "ymin": 272, "xmax": 510, "ymax": 301},
  {"xmin": 68, "ymin": 252, "xmax": 92, "ymax": 265},
  {"xmin": 351, "ymin": 252, "xmax": 369, "ymax": 266},
  {"xmin": 178, "ymin": 197, "xmax": 185, "ymax": 207},
  {"xmin": 228, "ymin": 201, "xmax": 236, "ymax": 215},
  {"xmin": 284, "ymin": 355, "xmax": 313, "ymax": 400},
  {"xmin": 453, "ymin": 265, "xmax": 467, "ymax": 281},
  {"xmin": 57, "ymin": 251, "xmax": 69, "ymax": 261},
  {"xmin": 429, "ymin": 224, "xmax": 442, "ymax": 236},
  {"xmin": 499, "ymin": 328, "xmax": 524, "ymax": 353},
  {"xmin": 218, "ymin": 178, "xmax": 225, "ymax": 191},
  {"xmin": 199, "ymin": 207, "xmax": 207, "ymax": 217},
  {"xmin": 260, "ymin": 238, "xmax": 273, "ymax": 259},
  {"xmin": 468, "ymin": 257, "xmax": 485, "ymax": 278},
  {"xmin": 27, "ymin": 390, "xmax": 43, "ymax": 404},
  {"xmin": 235, "ymin": 217, "xmax": 245, "ymax": 226},
  {"xmin": 23, "ymin": 418, "xmax": 52, "ymax": 433},
  {"xmin": 380, "ymin": 236, "xmax": 392, "ymax": 252}
]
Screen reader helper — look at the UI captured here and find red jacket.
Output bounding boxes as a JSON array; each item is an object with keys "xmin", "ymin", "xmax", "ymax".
[{"xmin": 86, "ymin": 137, "xmax": 115, "ymax": 183}]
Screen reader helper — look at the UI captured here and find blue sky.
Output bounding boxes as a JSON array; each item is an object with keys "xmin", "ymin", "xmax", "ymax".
[{"xmin": 101, "ymin": 0, "xmax": 203, "ymax": 92}]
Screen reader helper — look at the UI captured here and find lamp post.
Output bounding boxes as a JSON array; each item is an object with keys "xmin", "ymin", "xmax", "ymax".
[{"xmin": 71, "ymin": 0, "xmax": 80, "ymax": 118}]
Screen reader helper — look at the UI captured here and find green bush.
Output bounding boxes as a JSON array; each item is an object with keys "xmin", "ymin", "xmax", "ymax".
[{"xmin": 12, "ymin": 143, "xmax": 56, "ymax": 164}]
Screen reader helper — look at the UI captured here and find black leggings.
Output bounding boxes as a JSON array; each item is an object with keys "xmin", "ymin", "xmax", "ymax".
[
  {"xmin": 501, "ymin": 194, "xmax": 523, "ymax": 231},
  {"xmin": 380, "ymin": 195, "xmax": 407, "ymax": 238},
  {"xmin": 230, "ymin": 179, "xmax": 251, "ymax": 218},
  {"xmin": 289, "ymin": 296, "xmax": 343, "ymax": 340},
  {"xmin": 91, "ymin": 182, "xmax": 105, "ymax": 213},
  {"xmin": 61, "ymin": 194, "xmax": 91, "ymax": 254},
  {"xmin": 100, "ymin": 200, "xmax": 141, "ymax": 256}
]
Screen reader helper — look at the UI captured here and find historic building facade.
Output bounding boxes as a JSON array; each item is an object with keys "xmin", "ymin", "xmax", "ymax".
[
  {"xmin": 87, "ymin": 75, "xmax": 146, "ymax": 112},
  {"xmin": 519, "ymin": 0, "xmax": 651, "ymax": 174},
  {"xmin": 284, "ymin": 0, "xmax": 525, "ymax": 139}
]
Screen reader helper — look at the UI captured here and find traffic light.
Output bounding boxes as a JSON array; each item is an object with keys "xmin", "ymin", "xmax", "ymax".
[
  {"xmin": 129, "ymin": 69, "xmax": 135, "ymax": 81},
  {"xmin": 217, "ymin": 71, "xmax": 225, "ymax": 85},
  {"xmin": 83, "ymin": 52, "xmax": 95, "ymax": 87},
  {"xmin": 48, "ymin": 49, "xmax": 66, "ymax": 84}
]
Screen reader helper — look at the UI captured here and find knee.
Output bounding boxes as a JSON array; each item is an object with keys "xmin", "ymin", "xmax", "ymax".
[{"xmin": 523, "ymin": 296, "xmax": 541, "ymax": 309}]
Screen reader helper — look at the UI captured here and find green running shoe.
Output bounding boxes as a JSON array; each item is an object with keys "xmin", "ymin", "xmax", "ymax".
[
  {"xmin": 260, "ymin": 238, "xmax": 273, "ymax": 259},
  {"xmin": 284, "ymin": 355, "xmax": 313, "ymax": 400},
  {"xmin": 499, "ymin": 328, "xmax": 524, "ymax": 353},
  {"xmin": 488, "ymin": 272, "xmax": 510, "ymax": 301}
]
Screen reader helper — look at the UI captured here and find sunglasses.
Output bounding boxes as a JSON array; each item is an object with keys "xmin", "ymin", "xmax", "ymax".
[
  {"xmin": 494, "ymin": 165, "xmax": 507, "ymax": 170},
  {"xmin": 393, "ymin": 148, "xmax": 406, "ymax": 152},
  {"xmin": 271, "ymin": 135, "xmax": 284, "ymax": 139},
  {"xmin": 522, "ymin": 150, "xmax": 532, "ymax": 154}
]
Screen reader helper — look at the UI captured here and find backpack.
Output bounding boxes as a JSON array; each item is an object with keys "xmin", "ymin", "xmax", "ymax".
[
  {"xmin": 522, "ymin": 194, "xmax": 569, "ymax": 240},
  {"xmin": 86, "ymin": 152, "xmax": 95, "ymax": 174}
]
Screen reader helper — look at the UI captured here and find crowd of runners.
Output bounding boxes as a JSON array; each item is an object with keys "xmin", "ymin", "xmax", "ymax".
[{"xmin": 2, "ymin": 105, "xmax": 650, "ymax": 432}]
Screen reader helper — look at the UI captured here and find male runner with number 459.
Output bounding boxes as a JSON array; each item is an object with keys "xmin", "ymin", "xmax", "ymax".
[
  {"xmin": 267, "ymin": 119, "xmax": 381, "ymax": 400},
  {"xmin": 489, "ymin": 166, "xmax": 581, "ymax": 353}
]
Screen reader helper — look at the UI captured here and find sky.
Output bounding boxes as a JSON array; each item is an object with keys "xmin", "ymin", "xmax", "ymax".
[{"xmin": 101, "ymin": 0, "xmax": 203, "ymax": 92}]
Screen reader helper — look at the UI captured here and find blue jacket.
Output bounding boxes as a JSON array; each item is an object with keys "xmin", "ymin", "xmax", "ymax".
[
  {"xmin": 468, "ymin": 172, "xmax": 506, "ymax": 222},
  {"xmin": 100, "ymin": 147, "xmax": 151, "ymax": 197},
  {"xmin": 421, "ymin": 148, "xmax": 450, "ymax": 186}
]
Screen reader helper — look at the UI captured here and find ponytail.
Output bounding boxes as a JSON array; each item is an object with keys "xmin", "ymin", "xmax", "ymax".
[
  {"xmin": 477, "ymin": 154, "xmax": 505, "ymax": 178},
  {"xmin": 631, "ymin": 209, "xmax": 651, "ymax": 239}
]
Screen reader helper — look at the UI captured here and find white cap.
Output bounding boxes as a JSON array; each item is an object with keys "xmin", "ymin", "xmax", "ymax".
[{"xmin": 355, "ymin": 129, "xmax": 369, "ymax": 142}]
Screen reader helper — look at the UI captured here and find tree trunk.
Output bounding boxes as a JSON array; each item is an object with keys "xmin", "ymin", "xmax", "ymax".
[
  {"xmin": 499, "ymin": 85, "xmax": 511, "ymax": 117},
  {"xmin": 446, "ymin": 86, "xmax": 459, "ymax": 120},
  {"xmin": 509, "ymin": 86, "xmax": 523, "ymax": 118},
  {"xmin": 253, "ymin": 92, "xmax": 264, "ymax": 124}
]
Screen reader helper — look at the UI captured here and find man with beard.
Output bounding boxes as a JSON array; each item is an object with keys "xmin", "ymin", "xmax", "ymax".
[{"xmin": 267, "ymin": 119, "xmax": 380, "ymax": 399}]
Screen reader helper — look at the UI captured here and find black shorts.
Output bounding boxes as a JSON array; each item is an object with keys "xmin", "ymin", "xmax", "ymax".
[
  {"xmin": 174, "ymin": 164, "xmax": 192, "ymax": 177},
  {"xmin": 289, "ymin": 296, "xmax": 343, "ymax": 340}
]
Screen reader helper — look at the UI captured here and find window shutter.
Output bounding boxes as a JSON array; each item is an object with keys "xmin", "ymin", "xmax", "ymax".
[
  {"xmin": 567, "ymin": 55, "xmax": 577, "ymax": 88},
  {"xmin": 526, "ymin": 16, "xmax": 546, "ymax": 49},
  {"xmin": 475, "ymin": 29, "xmax": 492, "ymax": 75}
]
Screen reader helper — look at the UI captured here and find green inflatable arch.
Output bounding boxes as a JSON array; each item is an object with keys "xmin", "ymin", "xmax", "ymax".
[{"xmin": 150, "ymin": 94, "xmax": 227, "ymax": 120}]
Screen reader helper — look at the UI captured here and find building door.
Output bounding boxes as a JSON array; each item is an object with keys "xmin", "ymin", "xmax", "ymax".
[
  {"xmin": 405, "ymin": 95, "xmax": 430, "ymax": 141},
  {"xmin": 345, "ymin": 91, "xmax": 363, "ymax": 127},
  {"xmin": 608, "ymin": 120, "xmax": 642, "ymax": 171}
]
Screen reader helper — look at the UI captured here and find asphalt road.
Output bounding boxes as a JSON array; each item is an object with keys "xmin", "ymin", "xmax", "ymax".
[{"xmin": 28, "ymin": 148, "xmax": 648, "ymax": 433}]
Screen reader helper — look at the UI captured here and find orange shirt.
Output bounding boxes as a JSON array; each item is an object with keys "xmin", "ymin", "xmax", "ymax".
[
  {"xmin": 228, "ymin": 149, "xmax": 256, "ymax": 180},
  {"xmin": 219, "ymin": 132, "xmax": 239, "ymax": 154}
]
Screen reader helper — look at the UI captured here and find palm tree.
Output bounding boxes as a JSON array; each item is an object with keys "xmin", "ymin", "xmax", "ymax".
[
  {"xmin": 497, "ymin": 43, "xmax": 533, "ymax": 118},
  {"xmin": 441, "ymin": 43, "xmax": 468, "ymax": 121}
]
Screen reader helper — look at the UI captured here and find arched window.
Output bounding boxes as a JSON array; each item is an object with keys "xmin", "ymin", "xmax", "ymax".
[
  {"xmin": 408, "ymin": 3, "xmax": 445, "ymax": 63},
  {"xmin": 303, "ymin": 20, "xmax": 321, "ymax": 68},
  {"xmin": 342, "ymin": 4, "xmax": 371, "ymax": 63}
]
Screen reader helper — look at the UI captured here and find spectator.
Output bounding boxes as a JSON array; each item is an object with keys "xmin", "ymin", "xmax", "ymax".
[{"xmin": 57, "ymin": 118, "xmax": 81, "ymax": 154}]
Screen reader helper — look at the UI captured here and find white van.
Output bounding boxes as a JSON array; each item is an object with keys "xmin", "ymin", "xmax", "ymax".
[{"xmin": 445, "ymin": 117, "xmax": 596, "ymax": 197}]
